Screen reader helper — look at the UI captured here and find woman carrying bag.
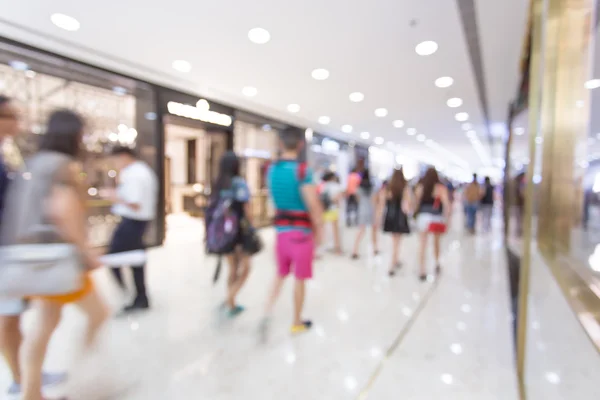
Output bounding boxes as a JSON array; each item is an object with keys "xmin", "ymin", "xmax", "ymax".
[{"xmin": 0, "ymin": 110, "xmax": 108, "ymax": 400}]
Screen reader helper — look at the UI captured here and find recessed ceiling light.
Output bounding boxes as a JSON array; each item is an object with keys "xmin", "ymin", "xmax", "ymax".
[
  {"xmin": 25, "ymin": 70, "xmax": 36, "ymax": 79},
  {"xmin": 312, "ymin": 68, "xmax": 330, "ymax": 80},
  {"xmin": 375, "ymin": 108, "xmax": 388, "ymax": 117},
  {"xmin": 349, "ymin": 92, "xmax": 364, "ymax": 102},
  {"xmin": 393, "ymin": 120, "xmax": 405, "ymax": 128},
  {"xmin": 361, "ymin": 132, "xmax": 370, "ymax": 139},
  {"xmin": 585, "ymin": 79, "xmax": 600, "ymax": 89},
  {"xmin": 287, "ymin": 104, "xmax": 300, "ymax": 113},
  {"xmin": 415, "ymin": 41, "xmax": 438, "ymax": 56},
  {"xmin": 455, "ymin": 112, "xmax": 469, "ymax": 122},
  {"xmin": 242, "ymin": 86, "xmax": 258, "ymax": 97},
  {"xmin": 341, "ymin": 125, "xmax": 353, "ymax": 133},
  {"xmin": 435, "ymin": 76, "xmax": 454, "ymax": 88},
  {"xmin": 407, "ymin": 128, "xmax": 417, "ymax": 136},
  {"xmin": 461, "ymin": 123, "xmax": 472, "ymax": 130},
  {"xmin": 374, "ymin": 137, "xmax": 384, "ymax": 145},
  {"xmin": 248, "ymin": 27, "xmax": 270, "ymax": 44},
  {"xmin": 447, "ymin": 98, "xmax": 463, "ymax": 108},
  {"xmin": 318, "ymin": 116, "xmax": 331, "ymax": 125},
  {"xmin": 514, "ymin": 127, "xmax": 525, "ymax": 136},
  {"xmin": 416, "ymin": 134, "xmax": 427, "ymax": 142},
  {"xmin": 51, "ymin": 13, "xmax": 80, "ymax": 32},
  {"xmin": 466, "ymin": 130, "xmax": 477, "ymax": 139},
  {"xmin": 172, "ymin": 60, "xmax": 192, "ymax": 73}
]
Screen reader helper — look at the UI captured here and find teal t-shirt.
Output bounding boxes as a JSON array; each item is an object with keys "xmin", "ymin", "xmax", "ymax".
[{"xmin": 267, "ymin": 160, "xmax": 313, "ymax": 232}]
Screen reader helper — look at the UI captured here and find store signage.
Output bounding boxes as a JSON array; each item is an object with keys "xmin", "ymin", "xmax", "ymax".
[{"xmin": 167, "ymin": 99, "xmax": 233, "ymax": 127}]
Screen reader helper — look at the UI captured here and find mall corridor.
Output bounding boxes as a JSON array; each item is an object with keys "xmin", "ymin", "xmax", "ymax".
[{"xmin": 0, "ymin": 214, "xmax": 519, "ymax": 400}]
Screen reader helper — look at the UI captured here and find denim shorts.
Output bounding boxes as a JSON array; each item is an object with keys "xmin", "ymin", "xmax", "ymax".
[{"xmin": 0, "ymin": 298, "xmax": 26, "ymax": 316}]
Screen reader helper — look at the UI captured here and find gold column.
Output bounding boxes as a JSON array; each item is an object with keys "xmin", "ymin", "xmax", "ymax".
[
  {"xmin": 537, "ymin": 0, "xmax": 596, "ymax": 254},
  {"xmin": 517, "ymin": 0, "xmax": 544, "ymax": 397}
]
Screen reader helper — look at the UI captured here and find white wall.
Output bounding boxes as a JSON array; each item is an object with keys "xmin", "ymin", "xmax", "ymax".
[{"xmin": 166, "ymin": 139, "xmax": 186, "ymax": 185}]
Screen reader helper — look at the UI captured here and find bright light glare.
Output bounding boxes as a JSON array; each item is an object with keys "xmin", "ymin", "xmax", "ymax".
[
  {"xmin": 312, "ymin": 68, "xmax": 330, "ymax": 80},
  {"xmin": 447, "ymin": 98, "xmax": 463, "ymax": 108},
  {"xmin": 318, "ymin": 116, "xmax": 331, "ymax": 125},
  {"xmin": 435, "ymin": 76, "xmax": 454, "ymax": 88},
  {"xmin": 585, "ymin": 79, "xmax": 600, "ymax": 89},
  {"xmin": 374, "ymin": 137, "xmax": 384, "ymax": 145},
  {"xmin": 349, "ymin": 92, "xmax": 364, "ymax": 102},
  {"xmin": 51, "ymin": 13, "xmax": 80, "ymax": 31},
  {"xmin": 287, "ymin": 104, "xmax": 300, "ymax": 113},
  {"xmin": 248, "ymin": 27, "xmax": 271, "ymax": 44},
  {"xmin": 415, "ymin": 41, "xmax": 438, "ymax": 56},
  {"xmin": 375, "ymin": 108, "xmax": 388, "ymax": 117},
  {"xmin": 172, "ymin": 60, "xmax": 192, "ymax": 73},
  {"xmin": 455, "ymin": 112, "xmax": 469, "ymax": 122},
  {"xmin": 361, "ymin": 132, "xmax": 370, "ymax": 139},
  {"xmin": 393, "ymin": 120, "xmax": 405, "ymax": 128},
  {"xmin": 341, "ymin": 125, "xmax": 353, "ymax": 133}
]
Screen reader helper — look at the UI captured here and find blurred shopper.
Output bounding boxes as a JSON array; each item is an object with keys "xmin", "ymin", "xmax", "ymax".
[
  {"xmin": 480, "ymin": 177, "xmax": 495, "ymax": 232},
  {"xmin": 108, "ymin": 146, "xmax": 158, "ymax": 313},
  {"xmin": 415, "ymin": 167, "xmax": 451, "ymax": 281},
  {"xmin": 321, "ymin": 171, "xmax": 344, "ymax": 254},
  {"xmin": 514, "ymin": 172, "xmax": 526, "ymax": 237},
  {"xmin": 351, "ymin": 169, "xmax": 378, "ymax": 258},
  {"xmin": 0, "ymin": 98, "xmax": 68, "ymax": 400},
  {"xmin": 346, "ymin": 167, "xmax": 361, "ymax": 226},
  {"xmin": 0, "ymin": 110, "xmax": 108, "ymax": 400},
  {"xmin": 261, "ymin": 128, "xmax": 322, "ymax": 339},
  {"xmin": 210, "ymin": 151, "xmax": 254, "ymax": 317},
  {"xmin": 379, "ymin": 169, "xmax": 411, "ymax": 276},
  {"xmin": 463, "ymin": 174, "xmax": 481, "ymax": 234}
]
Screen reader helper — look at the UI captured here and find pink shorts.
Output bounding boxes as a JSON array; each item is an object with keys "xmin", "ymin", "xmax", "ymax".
[{"xmin": 276, "ymin": 230, "xmax": 314, "ymax": 280}]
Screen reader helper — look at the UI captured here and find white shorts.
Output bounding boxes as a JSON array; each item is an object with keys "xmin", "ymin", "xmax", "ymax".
[
  {"xmin": 0, "ymin": 298, "xmax": 26, "ymax": 316},
  {"xmin": 416, "ymin": 213, "xmax": 445, "ymax": 233}
]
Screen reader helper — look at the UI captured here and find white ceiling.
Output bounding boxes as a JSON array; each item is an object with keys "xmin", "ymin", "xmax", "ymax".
[{"xmin": 0, "ymin": 0, "xmax": 528, "ymax": 176}]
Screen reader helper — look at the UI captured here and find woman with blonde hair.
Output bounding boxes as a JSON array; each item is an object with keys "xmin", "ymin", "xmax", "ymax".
[{"xmin": 0, "ymin": 110, "xmax": 108, "ymax": 400}]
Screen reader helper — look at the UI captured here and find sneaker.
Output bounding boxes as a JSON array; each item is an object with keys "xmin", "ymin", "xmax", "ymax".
[
  {"xmin": 120, "ymin": 297, "xmax": 150, "ymax": 315},
  {"xmin": 7, "ymin": 372, "xmax": 67, "ymax": 400},
  {"xmin": 291, "ymin": 320, "xmax": 313, "ymax": 335},
  {"xmin": 227, "ymin": 305, "xmax": 245, "ymax": 318}
]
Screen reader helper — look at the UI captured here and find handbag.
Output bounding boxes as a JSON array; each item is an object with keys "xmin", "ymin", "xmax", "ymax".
[
  {"xmin": 241, "ymin": 220, "xmax": 263, "ymax": 256},
  {"xmin": 0, "ymin": 157, "xmax": 84, "ymax": 297}
]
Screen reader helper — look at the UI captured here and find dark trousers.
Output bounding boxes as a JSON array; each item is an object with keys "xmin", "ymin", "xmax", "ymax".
[{"xmin": 109, "ymin": 217, "xmax": 149, "ymax": 302}]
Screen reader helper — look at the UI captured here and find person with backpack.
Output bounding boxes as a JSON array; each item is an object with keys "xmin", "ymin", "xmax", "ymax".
[
  {"xmin": 260, "ymin": 128, "xmax": 323, "ymax": 339},
  {"xmin": 464, "ymin": 174, "xmax": 482, "ymax": 234},
  {"xmin": 0, "ymin": 98, "xmax": 68, "ymax": 399},
  {"xmin": 205, "ymin": 151, "xmax": 255, "ymax": 318},
  {"xmin": 321, "ymin": 171, "xmax": 344, "ymax": 254}
]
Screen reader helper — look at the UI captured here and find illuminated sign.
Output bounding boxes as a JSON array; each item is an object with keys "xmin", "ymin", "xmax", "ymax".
[{"xmin": 167, "ymin": 99, "xmax": 233, "ymax": 127}]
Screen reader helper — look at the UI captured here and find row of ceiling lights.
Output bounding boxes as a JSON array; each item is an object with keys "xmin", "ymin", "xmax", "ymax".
[{"xmin": 49, "ymin": 13, "xmax": 478, "ymax": 169}]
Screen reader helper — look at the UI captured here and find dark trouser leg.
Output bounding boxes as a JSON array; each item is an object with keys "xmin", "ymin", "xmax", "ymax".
[
  {"xmin": 111, "ymin": 268, "xmax": 125, "ymax": 289},
  {"xmin": 132, "ymin": 265, "xmax": 148, "ymax": 304}
]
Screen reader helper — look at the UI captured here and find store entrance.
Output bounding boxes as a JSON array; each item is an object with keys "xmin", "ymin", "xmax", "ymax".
[{"xmin": 163, "ymin": 121, "xmax": 227, "ymax": 226}]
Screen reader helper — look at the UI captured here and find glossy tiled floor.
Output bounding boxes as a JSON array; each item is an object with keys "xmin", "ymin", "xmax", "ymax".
[{"xmin": 0, "ymin": 213, "xmax": 519, "ymax": 399}]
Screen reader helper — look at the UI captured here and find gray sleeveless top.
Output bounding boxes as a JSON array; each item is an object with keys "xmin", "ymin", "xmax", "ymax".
[{"xmin": 0, "ymin": 151, "xmax": 72, "ymax": 246}]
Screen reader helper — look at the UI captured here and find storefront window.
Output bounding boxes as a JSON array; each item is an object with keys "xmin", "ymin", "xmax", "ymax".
[{"xmin": 0, "ymin": 40, "xmax": 161, "ymax": 246}]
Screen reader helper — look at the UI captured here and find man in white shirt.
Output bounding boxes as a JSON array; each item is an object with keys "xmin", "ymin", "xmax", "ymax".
[{"xmin": 108, "ymin": 146, "xmax": 158, "ymax": 313}]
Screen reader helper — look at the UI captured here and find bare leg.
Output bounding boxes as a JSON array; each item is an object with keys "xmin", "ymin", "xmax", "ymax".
[
  {"xmin": 20, "ymin": 300, "xmax": 62, "ymax": 400},
  {"xmin": 390, "ymin": 234, "xmax": 401, "ymax": 272},
  {"xmin": 293, "ymin": 280, "xmax": 306, "ymax": 326},
  {"xmin": 332, "ymin": 220, "xmax": 342, "ymax": 253},
  {"xmin": 433, "ymin": 234, "xmax": 441, "ymax": 263},
  {"xmin": 0, "ymin": 315, "xmax": 21, "ymax": 384},
  {"xmin": 372, "ymin": 225, "xmax": 379, "ymax": 254},
  {"xmin": 419, "ymin": 232, "xmax": 429, "ymax": 277},
  {"xmin": 227, "ymin": 254, "xmax": 251, "ymax": 308},
  {"xmin": 226, "ymin": 254, "xmax": 239, "ymax": 309},
  {"xmin": 75, "ymin": 289, "xmax": 109, "ymax": 349},
  {"xmin": 352, "ymin": 225, "xmax": 366, "ymax": 256},
  {"xmin": 264, "ymin": 275, "xmax": 286, "ymax": 316}
]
